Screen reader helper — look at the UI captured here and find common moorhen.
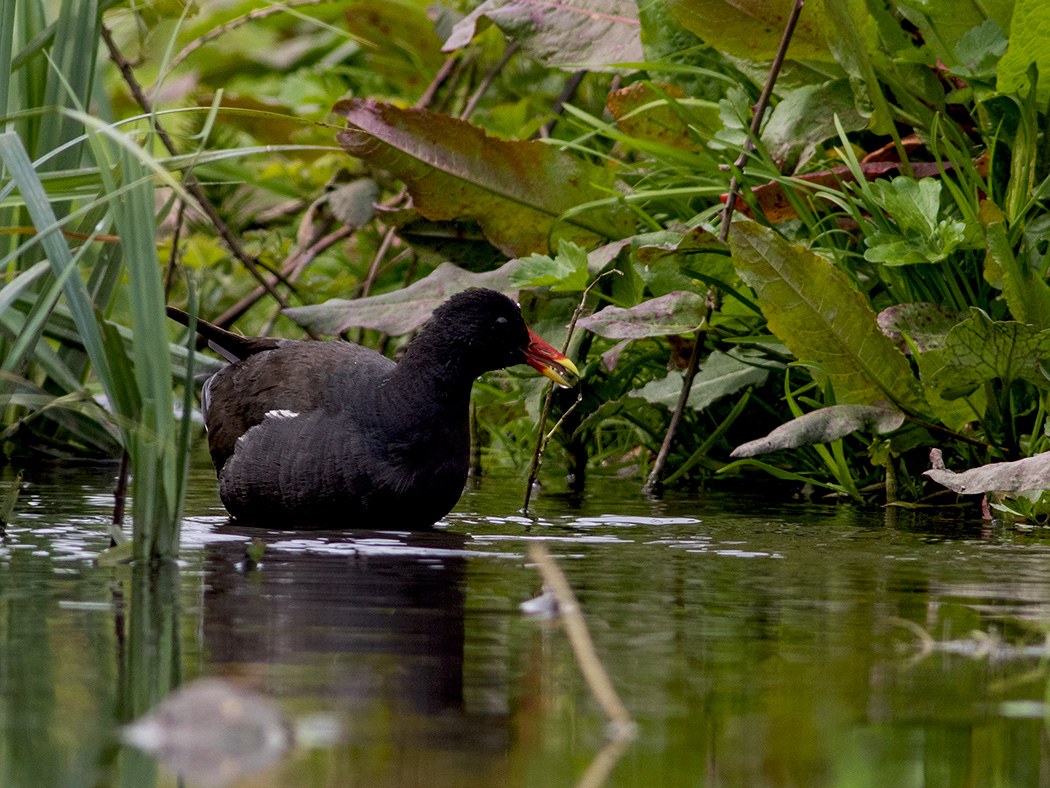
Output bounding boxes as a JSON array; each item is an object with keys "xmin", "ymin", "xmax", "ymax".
[{"xmin": 168, "ymin": 289, "xmax": 579, "ymax": 528}]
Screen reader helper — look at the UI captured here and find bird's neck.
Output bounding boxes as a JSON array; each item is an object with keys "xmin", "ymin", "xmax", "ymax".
[{"xmin": 393, "ymin": 328, "xmax": 480, "ymax": 399}]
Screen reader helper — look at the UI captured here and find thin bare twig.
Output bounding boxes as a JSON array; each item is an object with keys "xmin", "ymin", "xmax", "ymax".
[
  {"xmin": 522, "ymin": 271, "xmax": 618, "ymax": 513},
  {"xmin": 418, "ymin": 54, "xmax": 459, "ymax": 109},
  {"xmin": 527, "ymin": 542, "xmax": 636, "ymax": 736},
  {"xmin": 643, "ymin": 0, "xmax": 806, "ymax": 495},
  {"xmin": 459, "ymin": 42, "xmax": 519, "ymax": 120},
  {"xmin": 101, "ymin": 24, "xmax": 312, "ymax": 333},
  {"xmin": 536, "ymin": 70, "xmax": 587, "ymax": 139},
  {"xmin": 166, "ymin": 0, "xmax": 333, "ymax": 73},
  {"xmin": 211, "ymin": 223, "xmax": 354, "ymax": 329},
  {"xmin": 163, "ymin": 199, "xmax": 187, "ymax": 298}
]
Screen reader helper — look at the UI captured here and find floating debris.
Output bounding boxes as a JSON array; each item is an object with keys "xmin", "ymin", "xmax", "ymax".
[{"xmin": 121, "ymin": 678, "xmax": 293, "ymax": 787}]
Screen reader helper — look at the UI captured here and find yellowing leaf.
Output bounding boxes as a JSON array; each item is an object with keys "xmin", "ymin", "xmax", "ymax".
[
  {"xmin": 662, "ymin": 0, "xmax": 834, "ymax": 62},
  {"xmin": 730, "ymin": 221, "xmax": 927, "ymax": 413}
]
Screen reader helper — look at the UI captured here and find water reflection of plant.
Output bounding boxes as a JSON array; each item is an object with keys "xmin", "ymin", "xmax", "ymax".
[{"xmin": 3, "ymin": 0, "xmax": 1050, "ymax": 520}]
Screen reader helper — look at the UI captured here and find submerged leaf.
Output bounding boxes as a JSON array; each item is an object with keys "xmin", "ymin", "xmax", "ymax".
[
  {"xmin": 122, "ymin": 678, "xmax": 292, "ymax": 788},
  {"xmin": 730, "ymin": 221, "xmax": 927, "ymax": 413},
  {"xmin": 334, "ymin": 98, "xmax": 632, "ymax": 256},
  {"xmin": 442, "ymin": 0, "xmax": 643, "ymax": 71},
  {"xmin": 731, "ymin": 403, "xmax": 904, "ymax": 458},
  {"xmin": 284, "ymin": 260, "xmax": 523, "ymax": 336},
  {"xmin": 925, "ymin": 452, "xmax": 1050, "ymax": 494}
]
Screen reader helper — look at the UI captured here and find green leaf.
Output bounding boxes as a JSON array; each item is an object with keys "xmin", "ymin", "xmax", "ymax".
[
  {"xmin": 863, "ymin": 177, "xmax": 967, "ymax": 265},
  {"xmin": 285, "ymin": 259, "xmax": 525, "ymax": 336},
  {"xmin": 577, "ymin": 291, "xmax": 708, "ymax": 338},
  {"xmin": 730, "ymin": 221, "xmax": 928, "ymax": 413},
  {"xmin": 925, "ymin": 451, "xmax": 1050, "ymax": 495},
  {"xmin": 762, "ymin": 79, "xmax": 867, "ymax": 168},
  {"xmin": 442, "ymin": 0, "xmax": 643, "ymax": 72},
  {"xmin": 997, "ymin": 0, "xmax": 1050, "ymax": 106},
  {"xmin": 631, "ymin": 350, "xmax": 771, "ymax": 411},
  {"xmin": 334, "ymin": 98, "xmax": 633, "ymax": 257},
  {"xmin": 928, "ymin": 309, "xmax": 1050, "ymax": 399},
  {"xmin": 662, "ymin": 0, "xmax": 834, "ymax": 62},
  {"xmin": 510, "ymin": 240, "xmax": 590, "ymax": 291},
  {"xmin": 984, "ymin": 222, "xmax": 1050, "ymax": 329},
  {"xmin": 0, "ymin": 132, "xmax": 118, "ymax": 412},
  {"xmin": 730, "ymin": 403, "xmax": 904, "ymax": 457},
  {"xmin": 914, "ymin": 347, "xmax": 986, "ymax": 432},
  {"xmin": 950, "ymin": 19, "xmax": 1008, "ymax": 81}
]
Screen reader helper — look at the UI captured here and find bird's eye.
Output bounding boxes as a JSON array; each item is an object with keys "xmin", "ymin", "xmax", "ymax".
[{"xmin": 495, "ymin": 316, "xmax": 508, "ymax": 326}]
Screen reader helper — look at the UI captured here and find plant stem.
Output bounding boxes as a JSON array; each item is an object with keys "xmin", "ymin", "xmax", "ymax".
[
  {"xmin": 644, "ymin": 0, "xmax": 806, "ymax": 495},
  {"xmin": 100, "ymin": 23, "xmax": 312, "ymax": 331}
]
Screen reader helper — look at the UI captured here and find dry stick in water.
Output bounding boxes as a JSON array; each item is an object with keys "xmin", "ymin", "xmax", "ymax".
[
  {"xmin": 522, "ymin": 271, "xmax": 619, "ymax": 514},
  {"xmin": 527, "ymin": 542, "xmax": 636, "ymax": 735},
  {"xmin": 643, "ymin": 0, "xmax": 806, "ymax": 495}
]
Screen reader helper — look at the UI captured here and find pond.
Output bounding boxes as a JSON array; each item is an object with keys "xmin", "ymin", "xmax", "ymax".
[{"xmin": 3, "ymin": 448, "xmax": 1050, "ymax": 788}]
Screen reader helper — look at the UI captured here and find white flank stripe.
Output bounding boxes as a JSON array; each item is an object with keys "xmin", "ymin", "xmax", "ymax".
[{"xmin": 264, "ymin": 409, "xmax": 300, "ymax": 420}]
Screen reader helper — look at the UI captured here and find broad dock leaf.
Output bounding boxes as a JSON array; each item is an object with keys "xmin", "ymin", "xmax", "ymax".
[
  {"xmin": 730, "ymin": 221, "xmax": 927, "ymax": 413},
  {"xmin": 334, "ymin": 98, "xmax": 632, "ymax": 257},
  {"xmin": 578, "ymin": 291, "xmax": 708, "ymax": 339}
]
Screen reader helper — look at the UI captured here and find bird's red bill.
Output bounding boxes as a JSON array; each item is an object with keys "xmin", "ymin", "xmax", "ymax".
[{"xmin": 524, "ymin": 330, "xmax": 580, "ymax": 388}]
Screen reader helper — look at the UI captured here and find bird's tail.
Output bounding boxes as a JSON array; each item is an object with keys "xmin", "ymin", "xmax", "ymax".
[{"xmin": 165, "ymin": 306, "xmax": 283, "ymax": 363}]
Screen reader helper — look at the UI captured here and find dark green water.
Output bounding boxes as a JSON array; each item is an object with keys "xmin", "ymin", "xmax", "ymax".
[{"xmin": 3, "ymin": 450, "xmax": 1050, "ymax": 787}]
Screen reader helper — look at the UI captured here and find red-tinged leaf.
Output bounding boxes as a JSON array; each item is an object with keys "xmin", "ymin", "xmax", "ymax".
[
  {"xmin": 725, "ymin": 158, "xmax": 991, "ymax": 223},
  {"xmin": 877, "ymin": 302, "xmax": 968, "ymax": 354},
  {"xmin": 335, "ymin": 98, "xmax": 633, "ymax": 257},
  {"xmin": 577, "ymin": 291, "xmax": 707, "ymax": 339},
  {"xmin": 442, "ymin": 0, "xmax": 642, "ymax": 71}
]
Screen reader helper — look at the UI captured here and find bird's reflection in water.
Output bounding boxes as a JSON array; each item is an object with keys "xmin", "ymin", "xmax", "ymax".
[{"xmin": 198, "ymin": 525, "xmax": 510, "ymax": 785}]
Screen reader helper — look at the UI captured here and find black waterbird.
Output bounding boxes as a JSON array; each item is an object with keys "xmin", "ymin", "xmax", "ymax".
[{"xmin": 168, "ymin": 289, "xmax": 578, "ymax": 529}]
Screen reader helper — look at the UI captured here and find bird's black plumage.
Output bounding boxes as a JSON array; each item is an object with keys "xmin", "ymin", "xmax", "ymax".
[{"xmin": 168, "ymin": 289, "xmax": 577, "ymax": 529}]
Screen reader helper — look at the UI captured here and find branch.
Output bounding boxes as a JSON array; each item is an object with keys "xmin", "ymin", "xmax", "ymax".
[{"xmin": 643, "ymin": 0, "xmax": 806, "ymax": 495}]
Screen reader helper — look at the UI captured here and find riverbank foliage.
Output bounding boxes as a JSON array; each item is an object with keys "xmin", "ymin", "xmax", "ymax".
[{"xmin": 3, "ymin": 0, "xmax": 1050, "ymax": 529}]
